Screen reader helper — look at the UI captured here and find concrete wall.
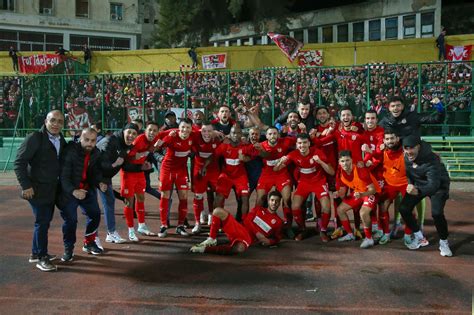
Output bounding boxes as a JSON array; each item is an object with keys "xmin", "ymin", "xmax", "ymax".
[{"xmin": 0, "ymin": 34, "xmax": 472, "ymax": 74}]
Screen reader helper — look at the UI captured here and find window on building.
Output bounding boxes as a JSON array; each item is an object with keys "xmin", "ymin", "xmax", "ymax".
[
  {"xmin": 0, "ymin": 0, "xmax": 14, "ymax": 11},
  {"xmin": 353, "ymin": 22, "xmax": 364, "ymax": 42},
  {"xmin": 403, "ymin": 15, "xmax": 416, "ymax": 38},
  {"xmin": 337, "ymin": 24, "xmax": 348, "ymax": 42},
  {"xmin": 110, "ymin": 3, "xmax": 123, "ymax": 21},
  {"xmin": 144, "ymin": 18, "xmax": 149, "ymax": 23},
  {"xmin": 71, "ymin": 34, "xmax": 131, "ymax": 51},
  {"xmin": 385, "ymin": 17, "xmax": 398, "ymax": 40},
  {"xmin": 40, "ymin": 0, "xmax": 53, "ymax": 14},
  {"xmin": 421, "ymin": 12, "xmax": 434, "ymax": 37},
  {"xmin": 308, "ymin": 28, "xmax": 318, "ymax": 43},
  {"xmin": 293, "ymin": 30, "xmax": 304, "ymax": 43},
  {"xmin": 369, "ymin": 19, "xmax": 381, "ymax": 41},
  {"xmin": 0, "ymin": 30, "xmax": 17, "ymax": 50},
  {"xmin": 322, "ymin": 26, "xmax": 333, "ymax": 43},
  {"xmin": 154, "ymin": 19, "xmax": 158, "ymax": 24},
  {"xmin": 76, "ymin": 0, "xmax": 89, "ymax": 18}
]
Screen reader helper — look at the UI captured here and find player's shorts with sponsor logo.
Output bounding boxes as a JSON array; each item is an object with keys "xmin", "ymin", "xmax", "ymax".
[
  {"xmin": 294, "ymin": 179, "xmax": 329, "ymax": 200},
  {"xmin": 159, "ymin": 169, "xmax": 189, "ymax": 191},
  {"xmin": 216, "ymin": 173, "xmax": 249, "ymax": 198},
  {"xmin": 120, "ymin": 171, "xmax": 146, "ymax": 198}
]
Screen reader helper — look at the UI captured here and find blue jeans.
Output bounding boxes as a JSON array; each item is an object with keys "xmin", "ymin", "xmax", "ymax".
[
  {"xmin": 60, "ymin": 190, "xmax": 101, "ymax": 250},
  {"xmin": 97, "ymin": 184, "xmax": 116, "ymax": 233},
  {"xmin": 29, "ymin": 201, "xmax": 55, "ymax": 257}
]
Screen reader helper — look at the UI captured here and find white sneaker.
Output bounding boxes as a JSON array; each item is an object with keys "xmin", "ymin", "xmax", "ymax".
[
  {"xmin": 406, "ymin": 236, "xmax": 429, "ymax": 250},
  {"xmin": 200, "ymin": 211, "xmax": 208, "ymax": 225},
  {"xmin": 95, "ymin": 237, "xmax": 104, "ymax": 250},
  {"xmin": 128, "ymin": 229, "xmax": 139, "ymax": 242},
  {"xmin": 439, "ymin": 240, "xmax": 453, "ymax": 257},
  {"xmin": 372, "ymin": 229, "xmax": 383, "ymax": 241},
  {"xmin": 338, "ymin": 233, "xmax": 355, "ymax": 242},
  {"xmin": 190, "ymin": 245, "xmax": 206, "ymax": 253},
  {"xmin": 192, "ymin": 224, "xmax": 202, "ymax": 235},
  {"xmin": 158, "ymin": 226, "xmax": 168, "ymax": 238},
  {"xmin": 106, "ymin": 231, "xmax": 126, "ymax": 244},
  {"xmin": 137, "ymin": 224, "xmax": 156, "ymax": 236},
  {"xmin": 197, "ymin": 237, "xmax": 217, "ymax": 247},
  {"xmin": 360, "ymin": 238, "xmax": 375, "ymax": 249}
]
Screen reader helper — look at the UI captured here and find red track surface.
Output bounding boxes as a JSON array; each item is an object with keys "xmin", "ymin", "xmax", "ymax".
[{"xmin": 0, "ymin": 185, "xmax": 472, "ymax": 314}]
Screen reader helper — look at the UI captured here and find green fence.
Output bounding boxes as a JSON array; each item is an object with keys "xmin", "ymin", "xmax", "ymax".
[{"xmin": 0, "ymin": 61, "xmax": 472, "ymax": 138}]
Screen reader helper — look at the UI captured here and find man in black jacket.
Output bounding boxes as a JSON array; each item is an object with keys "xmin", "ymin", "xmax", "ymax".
[
  {"xmin": 274, "ymin": 102, "xmax": 315, "ymax": 133},
  {"xmin": 96, "ymin": 123, "xmax": 139, "ymax": 244},
  {"xmin": 59, "ymin": 128, "xmax": 108, "ymax": 262},
  {"xmin": 14, "ymin": 110, "xmax": 66, "ymax": 272},
  {"xmin": 399, "ymin": 135, "xmax": 452, "ymax": 257}
]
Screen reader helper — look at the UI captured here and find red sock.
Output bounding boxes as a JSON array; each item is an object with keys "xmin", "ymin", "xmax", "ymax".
[
  {"xmin": 160, "ymin": 198, "xmax": 169, "ymax": 227},
  {"xmin": 178, "ymin": 199, "xmax": 187, "ymax": 225},
  {"xmin": 124, "ymin": 206, "xmax": 134, "ymax": 228},
  {"xmin": 293, "ymin": 209, "xmax": 306, "ymax": 229},
  {"xmin": 209, "ymin": 215, "xmax": 221, "ymax": 239},
  {"xmin": 321, "ymin": 212, "xmax": 331, "ymax": 232},
  {"xmin": 380, "ymin": 212, "xmax": 390, "ymax": 234},
  {"xmin": 341, "ymin": 219, "xmax": 353, "ymax": 234},
  {"xmin": 283, "ymin": 207, "xmax": 292, "ymax": 225},
  {"xmin": 84, "ymin": 232, "xmax": 96, "ymax": 245},
  {"xmin": 135, "ymin": 200, "xmax": 145, "ymax": 224},
  {"xmin": 364, "ymin": 227, "xmax": 372, "ymax": 239},
  {"xmin": 404, "ymin": 225, "xmax": 412, "ymax": 235},
  {"xmin": 205, "ymin": 244, "xmax": 237, "ymax": 255},
  {"xmin": 193, "ymin": 197, "xmax": 204, "ymax": 223}
]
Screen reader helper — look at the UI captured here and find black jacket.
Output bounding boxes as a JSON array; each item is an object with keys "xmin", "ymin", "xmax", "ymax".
[
  {"xmin": 380, "ymin": 108, "xmax": 445, "ymax": 139},
  {"xmin": 96, "ymin": 130, "xmax": 139, "ymax": 183},
  {"xmin": 274, "ymin": 109, "xmax": 316, "ymax": 131},
  {"xmin": 60, "ymin": 142, "xmax": 103, "ymax": 198},
  {"xmin": 14, "ymin": 125, "xmax": 66, "ymax": 204},
  {"xmin": 404, "ymin": 141, "xmax": 450, "ymax": 197}
]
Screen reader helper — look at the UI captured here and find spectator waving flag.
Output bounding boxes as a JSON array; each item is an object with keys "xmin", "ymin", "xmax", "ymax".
[
  {"xmin": 446, "ymin": 45, "xmax": 472, "ymax": 61},
  {"xmin": 268, "ymin": 33, "xmax": 303, "ymax": 63}
]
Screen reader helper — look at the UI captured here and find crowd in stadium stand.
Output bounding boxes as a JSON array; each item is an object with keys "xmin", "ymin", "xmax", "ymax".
[{"xmin": 0, "ymin": 62, "xmax": 471, "ymax": 135}]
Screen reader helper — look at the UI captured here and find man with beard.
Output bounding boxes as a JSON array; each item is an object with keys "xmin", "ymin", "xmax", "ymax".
[
  {"xmin": 275, "ymin": 102, "xmax": 315, "ymax": 133},
  {"xmin": 58, "ymin": 128, "xmax": 108, "ymax": 262},
  {"xmin": 191, "ymin": 122, "xmax": 221, "ymax": 234},
  {"xmin": 274, "ymin": 134, "xmax": 335, "ymax": 242},
  {"xmin": 281, "ymin": 111, "xmax": 306, "ymax": 137},
  {"xmin": 211, "ymin": 105, "xmax": 238, "ymax": 135},
  {"xmin": 96, "ymin": 123, "xmax": 139, "ymax": 245},
  {"xmin": 190, "ymin": 191, "xmax": 284, "ymax": 255},
  {"xmin": 192, "ymin": 110, "xmax": 205, "ymax": 131},
  {"xmin": 245, "ymin": 126, "xmax": 265, "ymax": 196},
  {"xmin": 154, "ymin": 119, "xmax": 195, "ymax": 237},
  {"xmin": 121, "ymin": 122, "xmax": 159, "ymax": 241},
  {"xmin": 399, "ymin": 135, "xmax": 452, "ymax": 257}
]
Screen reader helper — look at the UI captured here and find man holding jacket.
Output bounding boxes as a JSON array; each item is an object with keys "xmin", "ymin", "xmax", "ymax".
[{"xmin": 14, "ymin": 110, "xmax": 66, "ymax": 272}]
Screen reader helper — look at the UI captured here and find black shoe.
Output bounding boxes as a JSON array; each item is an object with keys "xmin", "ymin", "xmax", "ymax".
[
  {"xmin": 29, "ymin": 253, "xmax": 57, "ymax": 263},
  {"xmin": 176, "ymin": 225, "xmax": 190, "ymax": 237},
  {"xmin": 82, "ymin": 242, "xmax": 103, "ymax": 255},
  {"xmin": 183, "ymin": 218, "xmax": 190, "ymax": 229},
  {"xmin": 36, "ymin": 257, "xmax": 57, "ymax": 272},
  {"xmin": 61, "ymin": 249, "xmax": 74, "ymax": 262}
]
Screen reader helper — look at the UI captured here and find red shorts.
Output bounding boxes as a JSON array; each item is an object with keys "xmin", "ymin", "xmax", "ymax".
[
  {"xmin": 216, "ymin": 173, "xmax": 249, "ymax": 198},
  {"xmin": 257, "ymin": 173, "xmax": 292, "ymax": 193},
  {"xmin": 382, "ymin": 183, "xmax": 407, "ymax": 201},
  {"xmin": 294, "ymin": 180, "xmax": 329, "ymax": 200},
  {"xmin": 160, "ymin": 169, "xmax": 189, "ymax": 191},
  {"xmin": 120, "ymin": 171, "xmax": 146, "ymax": 198},
  {"xmin": 342, "ymin": 193, "xmax": 378, "ymax": 211},
  {"xmin": 192, "ymin": 169, "xmax": 218, "ymax": 194},
  {"xmin": 222, "ymin": 214, "xmax": 253, "ymax": 249}
]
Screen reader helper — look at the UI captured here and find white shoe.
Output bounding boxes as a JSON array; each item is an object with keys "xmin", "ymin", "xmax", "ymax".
[
  {"xmin": 95, "ymin": 237, "xmax": 104, "ymax": 250},
  {"xmin": 360, "ymin": 238, "xmax": 374, "ymax": 249},
  {"xmin": 197, "ymin": 237, "xmax": 217, "ymax": 247},
  {"xmin": 106, "ymin": 231, "xmax": 126, "ymax": 244},
  {"xmin": 192, "ymin": 224, "xmax": 202, "ymax": 235},
  {"xmin": 190, "ymin": 245, "xmax": 206, "ymax": 253},
  {"xmin": 338, "ymin": 233, "xmax": 355, "ymax": 242},
  {"xmin": 158, "ymin": 226, "xmax": 168, "ymax": 238},
  {"xmin": 128, "ymin": 229, "xmax": 139, "ymax": 242},
  {"xmin": 200, "ymin": 211, "xmax": 208, "ymax": 225},
  {"xmin": 439, "ymin": 240, "xmax": 453, "ymax": 257},
  {"xmin": 137, "ymin": 224, "xmax": 156, "ymax": 236},
  {"xmin": 406, "ymin": 236, "xmax": 429, "ymax": 250},
  {"xmin": 372, "ymin": 229, "xmax": 383, "ymax": 241}
]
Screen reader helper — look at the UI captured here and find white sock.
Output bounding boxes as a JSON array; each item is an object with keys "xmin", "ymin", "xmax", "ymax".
[
  {"xmin": 414, "ymin": 231, "xmax": 424, "ymax": 239},
  {"xmin": 138, "ymin": 223, "xmax": 146, "ymax": 228},
  {"xmin": 440, "ymin": 239, "xmax": 449, "ymax": 245},
  {"xmin": 128, "ymin": 227, "xmax": 135, "ymax": 233}
]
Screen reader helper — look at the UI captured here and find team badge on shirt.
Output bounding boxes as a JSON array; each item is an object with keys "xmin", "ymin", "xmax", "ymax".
[
  {"xmin": 271, "ymin": 219, "xmax": 277, "ymax": 224},
  {"xmin": 277, "ymin": 148, "xmax": 282, "ymax": 152},
  {"xmin": 352, "ymin": 135, "xmax": 356, "ymax": 140},
  {"xmin": 212, "ymin": 144, "xmax": 216, "ymax": 148}
]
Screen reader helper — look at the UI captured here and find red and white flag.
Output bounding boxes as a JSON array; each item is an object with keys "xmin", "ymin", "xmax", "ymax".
[
  {"xmin": 298, "ymin": 50, "xmax": 323, "ymax": 66},
  {"xmin": 446, "ymin": 45, "xmax": 472, "ymax": 61},
  {"xmin": 268, "ymin": 33, "xmax": 303, "ymax": 62}
]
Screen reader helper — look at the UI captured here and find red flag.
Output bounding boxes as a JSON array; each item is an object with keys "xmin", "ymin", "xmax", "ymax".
[
  {"xmin": 298, "ymin": 50, "xmax": 323, "ymax": 66},
  {"xmin": 446, "ymin": 45, "xmax": 472, "ymax": 61},
  {"xmin": 268, "ymin": 33, "xmax": 303, "ymax": 62}
]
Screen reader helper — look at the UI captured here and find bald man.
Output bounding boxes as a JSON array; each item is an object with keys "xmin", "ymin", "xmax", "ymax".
[{"xmin": 15, "ymin": 110, "xmax": 67, "ymax": 272}]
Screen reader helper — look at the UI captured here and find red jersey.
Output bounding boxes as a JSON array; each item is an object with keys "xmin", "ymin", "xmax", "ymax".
[
  {"xmin": 160, "ymin": 134, "xmax": 193, "ymax": 172},
  {"xmin": 285, "ymin": 147, "xmax": 328, "ymax": 182},
  {"xmin": 313, "ymin": 124, "xmax": 338, "ymax": 169},
  {"xmin": 243, "ymin": 206, "xmax": 284, "ymax": 246},
  {"xmin": 260, "ymin": 137, "xmax": 295, "ymax": 177},
  {"xmin": 192, "ymin": 134, "xmax": 220, "ymax": 173},
  {"xmin": 333, "ymin": 127, "xmax": 367, "ymax": 164},
  {"xmin": 363, "ymin": 126, "xmax": 385, "ymax": 177},
  {"xmin": 128, "ymin": 134, "xmax": 157, "ymax": 165},
  {"xmin": 214, "ymin": 142, "xmax": 259, "ymax": 178}
]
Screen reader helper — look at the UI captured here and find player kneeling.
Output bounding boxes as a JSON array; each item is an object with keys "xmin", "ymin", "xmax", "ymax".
[{"xmin": 190, "ymin": 191, "xmax": 284, "ymax": 255}]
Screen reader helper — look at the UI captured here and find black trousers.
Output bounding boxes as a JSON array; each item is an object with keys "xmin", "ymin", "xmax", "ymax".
[{"xmin": 399, "ymin": 189, "xmax": 449, "ymax": 240}]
